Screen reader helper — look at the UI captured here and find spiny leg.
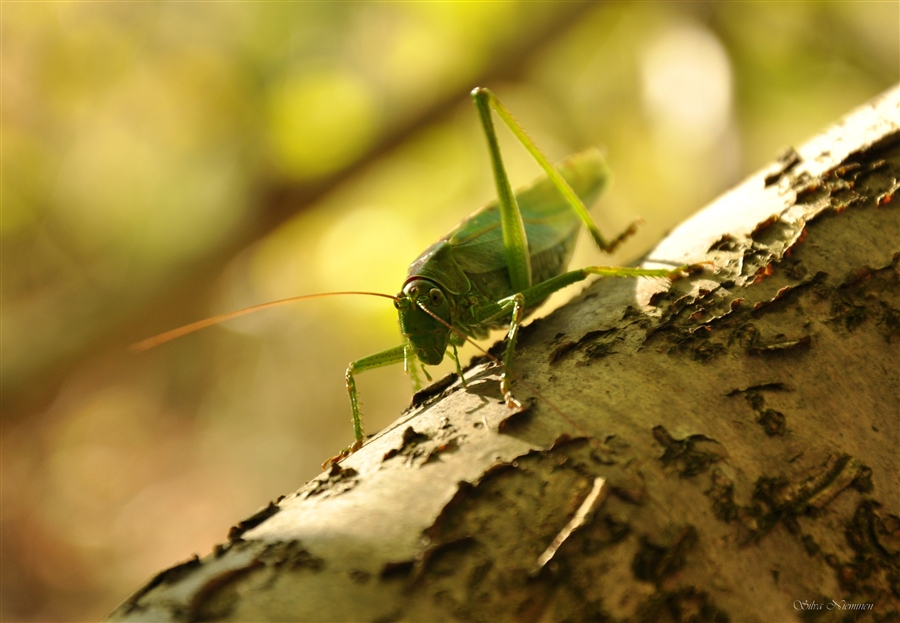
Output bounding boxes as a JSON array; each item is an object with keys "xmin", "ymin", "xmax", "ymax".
[
  {"xmin": 471, "ymin": 87, "xmax": 637, "ymax": 254},
  {"xmin": 582, "ymin": 265, "xmax": 688, "ymax": 280},
  {"xmin": 403, "ymin": 343, "xmax": 424, "ymax": 393},
  {"xmin": 345, "ymin": 344, "xmax": 407, "ymax": 451},
  {"xmin": 463, "ymin": 292, "xmax": 528, "ymax": 407},
  {"xmin": 471, "ymin": 88, "xmax": 532, "ymax": 293},
  {"xmin": 500, "ymin": 293, "xmax": 526, "ymax": 408},
  {"xmin": 450, "ymin": 343, "xmax": 468, "ymax": 388}
]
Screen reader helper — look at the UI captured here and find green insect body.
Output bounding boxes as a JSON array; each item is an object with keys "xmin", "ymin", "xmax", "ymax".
[
  {"xmin": 342, "ymin": 88, "xmax": 684, "ymax": 454},
  {"xmin": 396, "ymin": 149, "xmax": 607, "ymax": 365},
  {"xmin": 134, "ymin": 88, "xmax": 689, "ymax": 460}
]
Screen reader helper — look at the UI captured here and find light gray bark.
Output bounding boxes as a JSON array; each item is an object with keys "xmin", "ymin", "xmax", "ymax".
[{"xmin": 109, "ymin": 87, "xmax": 900, "ymax": 623}]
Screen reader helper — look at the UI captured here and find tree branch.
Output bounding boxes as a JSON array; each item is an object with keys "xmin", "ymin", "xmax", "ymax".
[{"xmin": 109, "ymin": 87, "xmax": 900, "ymax": 623}]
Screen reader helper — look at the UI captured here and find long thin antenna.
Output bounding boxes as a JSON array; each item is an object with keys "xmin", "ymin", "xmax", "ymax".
[{"xmin": 131, "ymin": 291, "xmax": 398, "ymax": 353}]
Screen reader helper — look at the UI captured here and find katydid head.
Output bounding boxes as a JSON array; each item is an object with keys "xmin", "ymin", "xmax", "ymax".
[{"xmin": 395, "ymin": 278, "xmax": 452, "ymax": 365}]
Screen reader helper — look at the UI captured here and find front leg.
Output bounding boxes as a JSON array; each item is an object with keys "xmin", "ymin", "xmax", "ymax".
[
  {"xmin": 499, "ymin": 293, "xmax": 526, "ymax": 408},
  {"xmin": 344, "ymin": 344, "xmax": 408, "ymax": 451},
  {"xmin": 403, "ymin": 343, "xmax": 426, "ymax": 393},
  {"xmin": 475, "ymin": 293, "xmax": 527, "ymax": 408}
]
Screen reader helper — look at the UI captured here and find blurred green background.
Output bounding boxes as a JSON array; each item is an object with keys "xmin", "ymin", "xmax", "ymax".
[{"xmin": 1, "ymin": 2, "xmax": 896, "ymax": 620}]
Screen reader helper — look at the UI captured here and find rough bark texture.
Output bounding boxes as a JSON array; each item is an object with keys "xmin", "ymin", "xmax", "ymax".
[{"xmin": 109, "ymin": 88, "xmax": 900, "ymax": 623}]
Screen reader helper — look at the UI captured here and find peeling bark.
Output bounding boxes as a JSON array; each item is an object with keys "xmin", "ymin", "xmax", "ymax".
[{"xmin": 109, "ymin": 88, "xmax": 900, "ymax": 623}]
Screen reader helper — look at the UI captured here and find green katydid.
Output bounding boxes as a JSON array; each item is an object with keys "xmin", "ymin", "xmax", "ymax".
[{"xmin": 133, "ymin": 87, "xmax": 689, "ymax": 457}]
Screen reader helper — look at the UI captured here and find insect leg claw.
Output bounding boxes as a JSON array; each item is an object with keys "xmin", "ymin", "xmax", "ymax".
[
  {"xmin": 505, "ymin": 394, "xmax": 522, "ymax": 410},
  {"xmin": 320, "ymin": 439, "xmax": 363, "ymax": 470}
]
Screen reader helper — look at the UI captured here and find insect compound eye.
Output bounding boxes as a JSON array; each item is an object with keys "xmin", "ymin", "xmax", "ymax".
[{"xmin": 428, "ymin": 288, "xmax": 444, "ymax": 307}]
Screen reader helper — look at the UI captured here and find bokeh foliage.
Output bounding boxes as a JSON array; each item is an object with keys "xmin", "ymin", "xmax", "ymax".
[{"xmin": 2, "ymin": 2, "xmax": 896, "ymax": 620}]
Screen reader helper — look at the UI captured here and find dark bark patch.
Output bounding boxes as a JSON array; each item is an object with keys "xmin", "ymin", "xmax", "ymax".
[
  {"xmin": 579, "ymin": 328, "xmax": 616, "ymax": 344},
  {"xmin": 636, "ymin": 587, "xmax": 731, "ymax": 623},
  {"xmin": 833, "ymin": 500, "xmax": 900, "ymax": 614},
  {"xmin": 257, "ymin": 539, "xmax": 324, "ymax": 572},
  {"xmin": 422, "ymin": 436, "xmax": 462, "ymax": 464},
  {"xmin": 416, "ymin": 536, "xmax": 480, "ymax": 579},
  {"xmin": 649, "ymin": 321, "xmax": 728, "ymax": 362},
  {"xmin": 648, "ymin": 288, "xmax": 673, "ymax": 307},
  {"xmin": 690, "ymin": 339, "xmax": 727, "ymax": 361},
  {"xmin": 744, "ymin": 455, "xmax": 872, "ymax": 545},
  {"xmin": 118, "ymin": 555, "xmax": 202, "ymax": 615},
  {"xmin": 497, "ymin": 403, "xmax": 532, "ymax": 434},
  {"xmin": 652, "ymin": 426, "xmax": 727, "ymax": 477},
  {"xmin": 749, "ymin": 270, "xmax": 827, "ymax": 317},
  {"xmin": 801, "ymin": 534, "xmax": 820, "ymax": 557},
  {"xmin": 708, "ymin": 233, "xmax": 741, "ymax": 252},
  {"xmin": 830, "ymin": 255, "xmax": 900, "ymax": 340},
  {"xmin": 581, "ymin": 341, "xmax": 616, "ymax": 361},
  {"xmin": 756, "ymin": 408, "xmax": 787, "ymax": 436},
  {"xmin": 728, "ymin": 386, "xmax": 791, "ymax": 437},
  {"xmin": 607, "ymin": 469, "xmax": 648, "ymax": 505},
  {"xmin": 548, "ymin": 339, "xmax": 577, "ymax": 365},
  {"xmin": 578, "ymin": 329, "xmax": 619, "ymax": 362},
  {"xmin": 706, "ymin": 468, "xmax": 738, "ymax": 523},
  {"xmin": 782, "ymin": 256, "xmax": 809, "ymax": 279},
  {"xmin": 152, "ymin": 554, "xmax": 202, "ymax": 586},
  {"xmin": 227, "ymin": 500, "xmax": 281, "ymax": 543},
  {"xmin": 631, "ymin": 526, "xmax": 698, "ymax": 585},
  {"xmin": 409, "ymin": 372, "xmax": 458, "ymax": 410},
  {"xmin": 547, "ymin": 329, "xmax": 619, "ymax": 365},
  {"xmin": 299, "ymin": 464, "xmax": 359, "ymax": 500},
  {"xmin": 726, "ymin": 382, "xmax": 789, "ymax": 396},
  {"xmin": 729, "ymin": 322, "xmax": 760, "ymax": 349},
  {"xmin": 182, "ymin": 540, "xmax": 323, "ymax": 622},
  {"xmin": 380, "ymin": 560, "xmax": 415, "ymax": 581},
  {"xmin": 547, "ymin": 433, "xmax": 588, "ymax": 452},
  {"xmin": 764, "ymin": 146, "xmax": 803, "ymax": 187},
  {"xmin": 408, "ymin": 442, "xmax": 616, "ymax": 619},
  {"xmin": 750, "ymin": 215, "xmax": 781, "ymax": 242},
  {"xmin": 382, "ymin": 426, "xmax": 431, "ymax": 462},
  {"xmin": 422, "ymin": 480, "xmax": 478, "ymax": 543},
  {"xmin": 186, "ymin": 559, "xmax": 263, "ymax": 623}
]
